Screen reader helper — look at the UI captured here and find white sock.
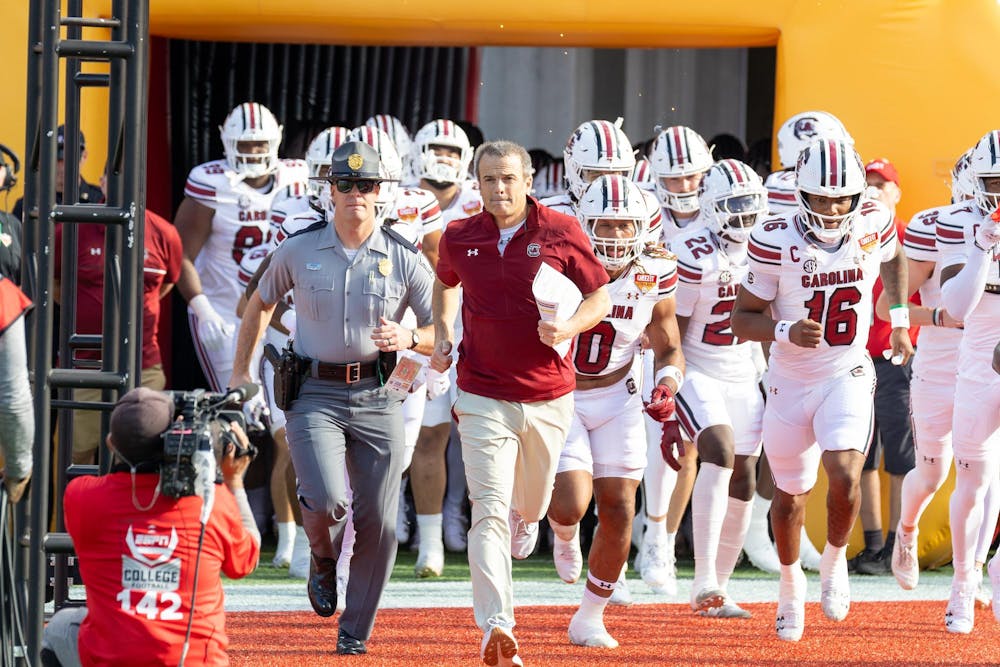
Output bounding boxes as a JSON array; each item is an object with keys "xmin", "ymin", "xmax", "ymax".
[
  {"xmin": 417, "ymin": 513, "xmax": 443, "ymax": 551},
  {"xmin": 950, "ymin": 458, "xmax": 995, "ymax": 584},
  {"xmin": 665, "ymin": 530, "xmax": 677, "ymax": 552},
  {"xmin": 819, "ymin": 542, "xmax": 847, "ymax": 584},
  {"xmin": 550, "ymin": 519, "xmax": 579, "ymax": 543},
  {"xmin": 691, "ymin": 463, "xmax": 733, "ymax": 593},
  {"xmin": 779, "ymin": 561, "xmax": 804, "ymax": 601},
  {"xmin": 747, "ymin": 493, "xmax": 772, "ymax": 539},
  {"xmin": 275, "ymin": 521, "xmax": 296, "ymax": 555},
  {"xmin": 976, "ymin": 474, "xmax": 1000, "ymax": 565},
  {"xmin": 645, "ymin": 517, "xmax": 668, "ymax": 542},
  {"xmin": 578, "ymin": 583, "xmax": 612, "ymax": 623},
  {"xmin": 717, "ymin": 496, "xmax": 752, "ymax": 589}
]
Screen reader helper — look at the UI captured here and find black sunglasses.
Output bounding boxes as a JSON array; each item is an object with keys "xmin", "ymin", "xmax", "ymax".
[{"xmin": 334, "ymin": 179, "xmax": 379, "ymax": 194}]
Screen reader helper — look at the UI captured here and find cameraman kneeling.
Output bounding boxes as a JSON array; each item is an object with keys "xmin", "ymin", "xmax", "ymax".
[{"xmin": 42, "ymin": 387, "xmax": 261, "ymax": 666}]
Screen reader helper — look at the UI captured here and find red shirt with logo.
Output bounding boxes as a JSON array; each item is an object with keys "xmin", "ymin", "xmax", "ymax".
[
  {"xmin": 866, "ymin": 217, "xmax": 920, "ymax": 359},
  {"xmin": 65, "ymin": 473, "xmax": 259, "ymax": 666},
  {"xmin": 55, "ymin": 211, "xmax": 182, "ymax": 369},
  {"xmin": 436, "ymin": 197, "xmax": 608, "ymax": 402}
]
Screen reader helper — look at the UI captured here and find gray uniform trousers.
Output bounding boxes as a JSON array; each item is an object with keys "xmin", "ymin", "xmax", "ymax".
[{"xmin": 284, "ymin": 374, "xmax": 404, "ymax": 641}]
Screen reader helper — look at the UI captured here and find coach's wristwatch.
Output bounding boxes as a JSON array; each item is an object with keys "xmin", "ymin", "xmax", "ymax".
[{"xmin": 408, "ymin": 329, "xmax": 420, "ymax": 350}]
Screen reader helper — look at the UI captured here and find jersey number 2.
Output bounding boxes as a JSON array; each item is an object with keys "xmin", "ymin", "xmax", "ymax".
[
  {"xmin": 702, "ymin": 300, "xmax": 741, "ymax": 346},
  {"xmin": 804, "ymin": 286, "xmax": 861, "ymax": 346}
]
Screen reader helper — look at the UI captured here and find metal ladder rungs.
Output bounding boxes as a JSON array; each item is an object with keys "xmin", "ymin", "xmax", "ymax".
[
  {"xmin": 73, "ymin": 72, "xmax": 110, "ymax": 87},
  {"xmin": 49, "ymin": 368, "xmax": 127, "ymax": 390},
  {"xmin": 57, "ymin": 39, "xmax": 133, "ymax": 59},
  {"xmin": 60, "ymin": 16, "xmax": 122, "ymax": 29},
  {"xmin": 53, "ymin": 203, "xmax": 133, "ymax": 224}
]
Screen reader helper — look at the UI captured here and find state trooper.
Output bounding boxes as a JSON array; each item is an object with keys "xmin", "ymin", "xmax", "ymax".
[{"xmin": 230, "ymin": 140, "xmax": 435, "ymax": 655}]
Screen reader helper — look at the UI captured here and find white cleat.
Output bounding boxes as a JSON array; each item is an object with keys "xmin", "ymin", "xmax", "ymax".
[
  {"xmin": 799, "ymin": 527, "xmax": 822, "ymax": 572},
  {"xmin": 989, "ymin": 557, "xmax": 1000, "ymax": 622},
  {"xmin": 480, "ymin": 624, "xmax": 523, "ymax": 667},
  {"xmin": 415, "ymin": 547, "xmax": 445, "ymax": 578},
  {"xmin": 609, "ymin": 569, "xmax": 634, "ymax": 607},
  {"xmin": 821, "ymin": 574, "xmax": 851, "ymax": 621},
  {"xmin": 775, "ymin": 566, "xmax": 807, "ymax": 642},
  {"xmin": 945, "ymin": 583, "xmax": 976, "ymax": 634},
  {"xmin": 288, "ymin": 530, "xmax": 310, "ymax": 580},
  {"xmin": 700, "ymin": 595, "xmax": 752, "ymax": 619},
  {"xmin": 568, "ymin": 610, "xmax": 619, "ymax": 648},
  {"xmin": 508, "ymin": 509, "xmax": 539, "ymax": 560},
  {"xmin": 637, "ymin": 534, "xmax": 677, "ymax": 596},
  {"xmin": 742, "ymin": 525, "xmax": 782, "ymax": 574},
  {"xmin": 553, "ymin": 530, "xmax": 583, "ymax": 584},
  {"xmin": 691, "ymin": 587, "xmax": 726, "ymax": 613},
  {"xmin": 891, "ymin": 526, "xmax": 919, "ymax": 591}
]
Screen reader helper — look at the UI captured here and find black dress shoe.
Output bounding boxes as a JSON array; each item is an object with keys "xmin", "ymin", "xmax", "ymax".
[
  {"xmin": 307, "ymin": 554, "xmax": 337, "ymax": 617},
  {"xmin": 336, "ymin": 628, "xmax": 367, "ymax": 655}
]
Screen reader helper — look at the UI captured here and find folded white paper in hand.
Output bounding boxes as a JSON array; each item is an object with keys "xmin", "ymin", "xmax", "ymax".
[{"xmin": 532, "ymin": 262, "xmax": 583, "ymax": 357}]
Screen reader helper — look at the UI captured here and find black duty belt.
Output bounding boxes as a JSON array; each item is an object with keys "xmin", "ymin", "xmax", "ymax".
[
  {"xmin": 311, "ymin": 360, "xmax": 378, "ymax": 384},
  {"xmin": 985, "ymin": 284, "xmax": 1000, "ymax": 294}
]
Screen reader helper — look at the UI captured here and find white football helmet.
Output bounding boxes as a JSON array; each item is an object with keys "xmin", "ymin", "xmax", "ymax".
[
  {"xmin": 412, "ymin": 119, "xmax": 473, "ymax": 185},
  {"xmin": 348, "ymin": 125, "xmax": 402, "ymax": 222},
  {"xmin": 969, "ymin": 130, "xmax": 1000, "ymax": 214},
  {"xmin": 366, "ymin": 114, "xmax": 412, "ymax": 179},
  {"xmin": 649, "ymin": 126, "xmax": 713, "ymax": 214},
  {"xmin": 563, "ymin": 120, "xmax": 636, "ymax": 201},
  {"xmin": 776, "ymin": 111, "xmax": 853, "ymax": 170},
  {"xmin": 219, "ymin": 102, "xmax": 283, "ymax": 179},
  {"xmin": 699, "ymin": 159, "xmax": 768, "ymax": 244},
  {"xmin": 795, "ymin": 138, "xmax": 866, "ymax": 244},
  {"xmin": 532, "ymin": 160, "xmax": 565, "ymax": 199},
  {"xmin": 577, "ymin": 174, "xmax": 648, "ymax": 270},
  {"xmin": 631, "ymin": 156, "xmax": 654, "ymax": 190},
  {"xmin": 305, "ymin": 126, "xmax": 350, "ymax": 203},
  {"xmin": 950, "ymin": 147, "xmax": 975, "ymax": 203}
]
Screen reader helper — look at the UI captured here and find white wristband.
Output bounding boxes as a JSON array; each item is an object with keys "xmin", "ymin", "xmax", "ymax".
[
  {"xmin": 654, "ymin": 365, "xmax": 684, "ymax": 392},
  {"xmin": 189, "ymin": 293, "xmax": 217, "ymax": 320},
  {"xmin": 889, "ymin": 304, "xmax": 911, "ymax": 330},
  {"xmin": 279, "ymin": 309, "xmax": 297, "ymax": 335},
  {"xmin": 774, "ymin": 320, "xmax": 794, "ymax": 344}
]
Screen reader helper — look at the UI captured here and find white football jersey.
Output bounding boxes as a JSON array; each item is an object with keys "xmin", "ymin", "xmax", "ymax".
[
  {"xmin": 658, "ymin": 207, "xmax": 706, "ymax": 245},
  {"xmin": 671, "ymin": 227, "xmax": 756, "ymax": 381},
  {"xmin": 573, "ymin": 250, "xmax": 677, "ymax": 378},
  {"xmin": 439, "ymin": 180, "xmax": 483, "ymax": 227},
  {"xmin": 743, "ymin": 201, "xmax": 896, "ymax": 380},
  {"xmin": 539, "ymin": 193, "xmax": 576, "ymax": 217},
  {"xmin": 764, "ymin": 169, "xmax": 797, "ymax": 215},
  {"xmin": 237, "ymin": 244, "xmax": 290, "ymax": 348},
  {"xmin": 269, "ymin": 191, "xmax": 313, "ymax": 245},
  {"xmin": 935, "ymin": 203, "xmax": 1000, "ymax": 383},
  {"xmin": 184, "ymin": 158, "xmax": 308, "ymax": 313},
  {"xmin": 903, "ymin": 203, "xmax": 964, "ymax": 380},
  {"xmin": 390, "ymin": 187, "xmax": 443, "ymax": 246}
]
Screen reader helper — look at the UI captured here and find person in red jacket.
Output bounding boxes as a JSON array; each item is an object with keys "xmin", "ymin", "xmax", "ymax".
[{"xmin": 41, "ymin": 387, "xmax": 260, "ymax": 666}]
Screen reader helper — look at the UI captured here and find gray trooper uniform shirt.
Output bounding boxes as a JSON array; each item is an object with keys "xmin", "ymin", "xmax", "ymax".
[{"xmin": 258, "ymin": 214, "xmax": 434, "ymax": 361}]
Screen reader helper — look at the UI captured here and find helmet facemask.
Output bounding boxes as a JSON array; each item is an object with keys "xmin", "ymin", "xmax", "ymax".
[
  {"xmin": 578, "ymin": 174, "xmax": 649, "ymax": 270},
  {"xmin": 219, "ymin": 103, "xmax": 283, "ymax": 180},
  {"xmin": 712, "ymin": 192, "xmax": 766, "ymax": 243},
  {"xmin": 794, "ymin": 139, "xmax": 866, "ymax": 244},
  {"xmin": 798, "ymin": 191, "xmax": 862, "ymax": 244}
]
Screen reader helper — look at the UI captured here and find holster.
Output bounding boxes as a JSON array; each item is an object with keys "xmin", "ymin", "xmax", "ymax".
[{"xmin": 264, "ymin": 342, "xmax": 308, "ymax": 410}]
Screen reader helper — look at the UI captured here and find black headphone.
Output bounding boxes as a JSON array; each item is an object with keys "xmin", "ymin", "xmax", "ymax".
[{"xmin": 0, "ymin": 144, "xmax": 21, "ymax": 192}]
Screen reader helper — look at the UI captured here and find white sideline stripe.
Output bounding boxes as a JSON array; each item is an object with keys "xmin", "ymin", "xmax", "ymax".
[{"xmin": 222, "ymin": 571, "xmax": 966, "ymax": 613}]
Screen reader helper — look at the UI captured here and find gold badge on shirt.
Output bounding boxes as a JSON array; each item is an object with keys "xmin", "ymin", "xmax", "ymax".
[
  {"xmin": 634, "ymin": 272, "xmax": 657, "ymax": 293},
  {"xmin": 378, "ymin": 258, "xmax": 392, "ymax": 276}
]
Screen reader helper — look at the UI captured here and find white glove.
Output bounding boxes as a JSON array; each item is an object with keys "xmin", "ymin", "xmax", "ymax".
[
  {"xmin": 279, "ymin": 309, "xmax": 297, "ymax": 337},
  {"xmin": 426, "ymin": 368, "xmax": 452, "ymax": 400},
  {"xmin": 190, "ymin": 294, "xmax": 235, "ymax": 353},
  {"xmin": 241, "ymin": 389, "xmax": 269, "ymax": 432},
  {"xmin": 975, "ymin": 215, "xmax": 1000, "ymax": 251}
]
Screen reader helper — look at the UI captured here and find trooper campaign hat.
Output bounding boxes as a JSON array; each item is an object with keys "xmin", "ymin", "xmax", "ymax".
[{"xmin": 325, "ymin": 140, "xmax": 398, "ymax": 181}]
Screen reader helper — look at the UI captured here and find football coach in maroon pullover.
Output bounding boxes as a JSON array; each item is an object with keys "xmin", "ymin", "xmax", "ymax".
[{"xmin": 430, "ymin": 139, "xmax": 610, "ymax": 666}]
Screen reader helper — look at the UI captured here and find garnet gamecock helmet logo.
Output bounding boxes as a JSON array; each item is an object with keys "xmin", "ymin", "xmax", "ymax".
[{"xmin": 793, "ymin": 117, "xmax": 819, "ymax": 141}]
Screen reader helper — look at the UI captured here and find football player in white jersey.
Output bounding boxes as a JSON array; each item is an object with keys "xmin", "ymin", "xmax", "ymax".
[
  {"xmin": 175, "ymin": 102, "xmax": 308, "ymax": 391},
  {"xmin": 934, "ymin": 130, "xmax": 1000, "ymax": 634},
  {"xmin": 672, "ymin": 159, "xmax": 769, "ymax": 619},
  {"xmin": 732, "ymin": 138, "xmax": 913, "ymax": 642},
  {"xmin": 408, "ymin": 119, "xmax": 483, "ymax": 565},
  {"xmin": 365, "ymin": 114, "xmax": 413, "ymax": 185},
  {"xmin": 545, "ymin": 174, "xmax": 683, "ymax": 648}
]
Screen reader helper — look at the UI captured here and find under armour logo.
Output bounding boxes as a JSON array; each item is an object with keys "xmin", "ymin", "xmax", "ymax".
[
  {"xmin": 89, "ymin": 247, "xmax": 101, "ymax": 256},
  {"xmin": 467, "ymin": 249, "xmax": 479, "ymax": 256}
]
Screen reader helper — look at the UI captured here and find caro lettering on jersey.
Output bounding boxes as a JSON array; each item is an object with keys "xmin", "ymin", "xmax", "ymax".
[
  {"xmin": 743, "ymin": 201, "xmax": 896, "ymax": 380},
  {"xmin": 573, "ymin": 254, "xmax": 676, "ymax": 377},
  {"xmin": 185, "ymin": 158, "xmax": 308, "ymax": 314},
  {"xmin": 935, "ymin": 203, "xmax": 1000, "ymax": 382},
  {"xmin": 764, "ymin": 169, "xmax": 797, "ymax": 215},
  {"xmin": 440, "ymin": 180, "xmax": 483, "ymax": 227},
  {"xmin": 672, "ymin": 227, "xmax": 756, "ymax": 381}
]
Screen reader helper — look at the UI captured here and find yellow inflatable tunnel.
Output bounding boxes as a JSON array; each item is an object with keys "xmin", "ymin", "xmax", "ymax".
[{"xmin": 5, "ymin": 0, "xmax": 999, "ymax": 566}]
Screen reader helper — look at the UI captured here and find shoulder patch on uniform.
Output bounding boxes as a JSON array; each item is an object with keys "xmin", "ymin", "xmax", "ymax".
[
  {"xmin": 643, "ymin": 243, "xmax": 676, "ymax": 261},
  {"xmin": 287, "ymin": 220, "xmax": 327, "ymax": 239},
  {"xmin": 381, "ymin": 220, "xmax": 419, "ymax": 254}
]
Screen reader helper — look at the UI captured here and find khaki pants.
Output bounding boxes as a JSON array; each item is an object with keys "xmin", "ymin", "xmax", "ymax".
[
  {"xmin": 453, "ymin": 389, "xmax": 573, "ymax": 631},
  {"xmin": 71, "ymin": 365, "xmax": 166, "ymax": 461}
]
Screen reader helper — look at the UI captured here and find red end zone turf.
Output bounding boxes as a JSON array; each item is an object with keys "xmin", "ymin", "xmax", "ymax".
[{"xmin": 228, "ymin": 601, "xmax": 1000, "ymax": 665}]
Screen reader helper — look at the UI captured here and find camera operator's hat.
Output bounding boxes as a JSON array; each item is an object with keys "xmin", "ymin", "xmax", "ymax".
[
  {"xmin": 56, "ymin": 125, "xmax": 86, "ymax": 160},
  {"xmin": 324, "ymin": 140, "xmax": 397, "ymax": 182},
  {"xmin": 109, "ymin": 387, "xmax": 174, "ymax": 464}
]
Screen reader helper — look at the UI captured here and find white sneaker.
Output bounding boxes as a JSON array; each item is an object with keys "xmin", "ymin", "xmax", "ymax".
[
  {"xmin": 742, "ymin": 524, "xmax": 782, "ymax": 574},
  {"xmin": 480, "ymin": 624, "xmax": 522, "ymax": 667},
  {"xmin": 989, "ymin": 557, "xmax": 1000, "ymax": 621},
  {"xmin": 700, "ymin": 595, "xmax": 752, "ymax": 619},
  {"xmin": 396, "ymin": 486, "xmax": 411, "ymax": 544},
  {"xmin": 553, "ymin": 528, "xmax": 583, "ymax": 584},
  {"xmin": 443, "ymin": 507, "xmax": 469, "ymax": 552},
  {"xmin": 415, "ymin": 546, "xmax": 445, "ymax": 578},
  {"xmin": 638, "ymin": 534, "xmax": 677, "ymax": 596},
  {"xmin": 775, "ymin": 567, "xmax": 807, "ymax": 642},
  {"xmin": 892, "ymin": 526, "xmax": 919, "ymax": 590},
  {"xmin": 945, "ymin": 582, "xmax": 976, "ymax": 634},
  {"xmin": 821, "ymin": 570, "xmax": 851, "ymax": 621},
  {"xmin": 691, "ymin": 587, "xmax": 726, "ymax": 613},
  {"xmin": 799, "ymin": 527, "xmax": 822, "ymax": 572},
  {"xmin": 288, "ymin": 527, "xmax": 310, "ymax": 579},
  {"xmin": 508, "ymin": 509, "xmax": 538, "ymax": 560},
  {"xmin": 567, "ymin": 609, "xmax": 619, "ymax": 648},
  {"xmin": 609, "ymin": 569, "xmax": 633, "ymax": 607}
]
